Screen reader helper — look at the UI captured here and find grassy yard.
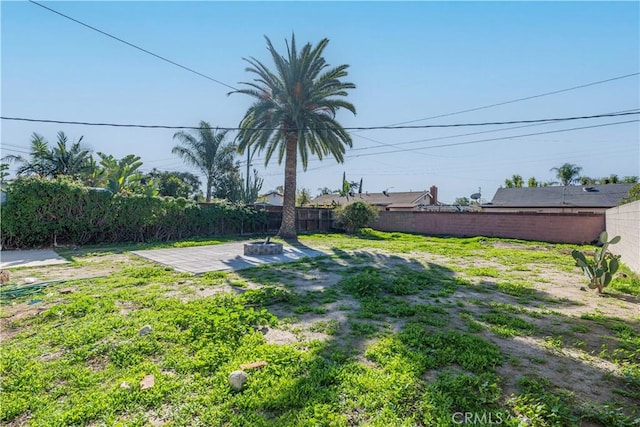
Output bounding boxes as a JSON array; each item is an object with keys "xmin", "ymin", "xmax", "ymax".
[{"xmin": 1, "ymin": 230, "xmax": 639, "ymax": 426}]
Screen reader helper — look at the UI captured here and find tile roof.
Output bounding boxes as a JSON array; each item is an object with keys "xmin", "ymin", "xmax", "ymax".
[
  {"xmin": 486, "ymin": 184, "xmax": 633, "ymax": 208},
  {"xmin": 309, "ymin": 191, "xmax": 432, "ymax": 207}
]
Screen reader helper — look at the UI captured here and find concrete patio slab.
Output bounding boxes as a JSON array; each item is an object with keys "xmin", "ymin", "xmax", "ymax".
[
  {"xmin": 0, "ymin": 249, "xmax": 69, "ymax": 269},
  {"xmin": 131, "ymin": 241, "xmax": 327, "ymax": 274}
]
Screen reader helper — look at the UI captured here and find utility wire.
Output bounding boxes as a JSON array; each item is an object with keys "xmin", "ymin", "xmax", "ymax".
[
  {"xmin": 23, "ymin": 0, "xmax": 640, "ymax": 134},
  {"xmin": 28, "ymin": 0, "xmax": 238, "ymax": 91},
  {"xmin": 350, "ymin": 108, "xmax": 640, "ymax": 152},
  {"xmin": 382, "ymin": 72, "xmax": 640, "ymax": 127},
  {"xmin": 1, "ymin": 111, "xmax": 637, "ymax": 131},
  {"xmin": 280, "ymin": 119, "xmax": 638, "ymax": 172},
  {"xmin": 348, "ymin": 119, "xmax": 639, "ymax": 159}
]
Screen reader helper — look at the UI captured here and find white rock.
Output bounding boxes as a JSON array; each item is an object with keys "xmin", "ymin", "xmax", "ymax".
[{"xmin": 229, "ymin": 370, "xmax": 247, "ymax": 391}]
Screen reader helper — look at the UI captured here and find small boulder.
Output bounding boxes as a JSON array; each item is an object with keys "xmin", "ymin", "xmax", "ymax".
[
  {"xmin": 138, "ymin": 325, "xmax": 152, "ymax": 336},
  {"xmin": 229, "ymin": 370, "xmax": 247, "ymax": 391}
]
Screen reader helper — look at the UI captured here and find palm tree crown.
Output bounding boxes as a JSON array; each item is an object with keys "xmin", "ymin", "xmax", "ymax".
[
  {"xmin": 550, "ymin": 163, "xmax": 582, "ymax": 186},
  {"xmin": 3, "ymin": 131, "xmax": 91, "ymax": 179},
  {"xmin": 232, "ymin": 34, "xmax": 356, "ymax": 238},
  {"xmin": 172, "ymin": 121, "xmax": 235, "ymax": 202}
]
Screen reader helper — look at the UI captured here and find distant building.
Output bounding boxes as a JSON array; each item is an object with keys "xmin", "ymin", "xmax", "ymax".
[
  {"xmin": 257, "ymin": 191, "xmax": 284, "ymax": 206},
  {"xmin": 309, "ymin": 185, "xmax": 440, "ymax": 211},
  {"xmin": 483, "ymin": 184, "xmax": 633, "ymax": 214}
]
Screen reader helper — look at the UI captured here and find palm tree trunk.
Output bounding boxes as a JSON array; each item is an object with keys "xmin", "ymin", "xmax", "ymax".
[
  {"xmin": 279, "ymin": 136, "xmax": 298, "ymax": 239},
  {"xmin": 206, "ymin": 178, "xmax": 212, "ymax": 202}
]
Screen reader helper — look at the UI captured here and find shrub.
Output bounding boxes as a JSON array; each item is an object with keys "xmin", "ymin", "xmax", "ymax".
[
  {"xmin": 336, "ymin": 201, "xmax": 378, "ymax": 234},
  {"xmin": 0, "ymin": 176, "xmax": 267, "ymax": 248},
  {"xmin": 621, "ymin": 183, "xmax": 640, "ymax": 204}
]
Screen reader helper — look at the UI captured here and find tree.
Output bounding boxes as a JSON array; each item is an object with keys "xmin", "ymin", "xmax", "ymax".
[
  {"xmin": 579, "ymin": 176, "xmax": 596, "ymax": 185},
  {"xmin": 621, "ymin": 176, "xmax": 639, "ymax": 184},
  {"xmin": 621, "ymin": 184, "xmax": 640, "ymax": 204},
  {"xmin": 97, "ymin": 153, "xmax": 147, "ymax": 194},
  {"xmin": 336, "ymin": 201, "xmax": 378, "ymax": 234},
  {"xmin": 242, "ymin": 169, "xmax": 264, "ymax": 204},
  {"xmin": 147, "ymin": 169, "xmax": 202, "ymax": 199},
  {"xmin": 454, "ymin": 197, "xmax": 470, "ymax": 206},
  {"xmin": 172, "ymin": 121, "xmax": 236, "ymax": 202},
  {"xmin": 527, "ymin": 177, "xmax": 539, "ymax": 187},
  {"xmin": 550, "ymin": 163, "xmax": 582, "ymax": 186},
  {"xmin": 3, "ymin": 132, "xmax": 91, "ymax": 179},
  {"xmin": 296, "ymin": 188, "xmax": 312, "ymax": 206},
  {"xmin": 317, "ymin": 187, "xmax": 338, "ymax": 195},
  {"xmin": 0, "ymin": 163, "xmax": 10, "ymax": 185},
  {"xmin": 504, "ymin": 174, "xmax": 523, "ymax": 188},
  {"xmin": 233, "ymin": 34, "xmax": 356, "ymax": 239},
  {"xmin": 48, "ymin": 132, "xmax": 92, "ymax": 179},
  {"xmin": 340, "ymin": 172, "xmax": 351, "ymax": 197},
  {"xmin": 598, "ymin": 174, "xmax": 619, "ymax": 184}
]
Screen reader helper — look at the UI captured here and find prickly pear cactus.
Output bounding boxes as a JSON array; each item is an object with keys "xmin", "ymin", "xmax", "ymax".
[{"xmin": 571, "ymin": 232, "xmax": 621, "ymax": 293}]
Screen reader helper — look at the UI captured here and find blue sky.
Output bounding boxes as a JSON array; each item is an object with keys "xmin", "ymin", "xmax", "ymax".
[{"xmin": 2, "ymin": 1, "xmax": 639, "ymax": 203}]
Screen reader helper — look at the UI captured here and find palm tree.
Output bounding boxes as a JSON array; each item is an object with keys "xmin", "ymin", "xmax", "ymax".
[
  {"xmin": 49, "ymin": 132, "xmax": 92, "ymax": 179},
  {"xmin": 3, "ymin": 132, "xmax": 91, "ymax": 179},
  {"xmin": 550, "ymin": 163, "xmax": 582, "ymax": 186},
  {"xmin": 172, "ymin": 121, "xmax": 236, "ymax": 202},
  {"xmin": 232, "ymin": 34, "xmax": 356, "ymax": 239}
]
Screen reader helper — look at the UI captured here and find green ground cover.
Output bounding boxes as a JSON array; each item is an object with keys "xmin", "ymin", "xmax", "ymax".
[{"xmin": 1, "ymin": 230, "xmax": 638, "ymax": 426}]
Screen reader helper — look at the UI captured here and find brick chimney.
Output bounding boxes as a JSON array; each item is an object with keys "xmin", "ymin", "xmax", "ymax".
[{"xmin": 429, "ymin": 185, "xmax": 438, "ymax": 205}]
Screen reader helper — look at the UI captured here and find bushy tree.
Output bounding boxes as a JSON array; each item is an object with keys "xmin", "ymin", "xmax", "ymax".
[
  {"xmin": 454, "ymin": 197, "xmax": 470, "ymax": 206},
  {"xmin": 97, "ymin": 153, "xmax": 149, "ymax": 194},
  {"xmin": 621, "ymin": 184, "xmax": 640, "ymax": 205},
  {"xmin": 504, "ymin": 174, "xmax": 523, "ymax": 188},
  {"xmin": 148, "ymin": 169, "xmax": 202, "ymax": 199},
  {"xmin": 336, "ymin": 201, "xmax": 378, "ymax": 234}
]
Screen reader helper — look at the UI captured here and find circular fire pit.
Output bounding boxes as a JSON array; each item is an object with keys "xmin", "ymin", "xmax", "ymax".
[{"xmin": 244, "ymin": 242, "xmax": 283, "ymax": 256}]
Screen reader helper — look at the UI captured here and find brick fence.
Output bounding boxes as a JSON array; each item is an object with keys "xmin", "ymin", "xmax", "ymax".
[
  {"xmin": 256, "ymin": 206, "xmax": 605, "ymax": 244},
  {"xmin": 370, "ymin": 211, "xmax": 605, "ymax": 244}
]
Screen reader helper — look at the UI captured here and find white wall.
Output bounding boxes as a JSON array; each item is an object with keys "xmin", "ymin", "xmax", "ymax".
[{"xmin": 606, "ymin": 201, "xmax": 640, "ymax": 274}]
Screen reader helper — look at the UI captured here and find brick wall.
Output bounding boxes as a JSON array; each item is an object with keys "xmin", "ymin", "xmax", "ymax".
[
  {"xmin": 370, "ymin": 211, "xmax": 605, "ymax": 244},
  {"xmin": 606, "ymin": 201, "xmax": 640, "ymax": 274}
]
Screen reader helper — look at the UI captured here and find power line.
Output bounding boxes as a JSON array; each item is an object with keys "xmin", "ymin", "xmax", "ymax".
[
  {"xmin": 382, "ymin": 72, "xmax": 640, "ymax": 127},
  {"xmin": 350, "ymin": 108, "xmax": 640, "ymax": 152},
  {"xmin": 348, "ymin": 119, "xmax": 639, "ymax": 159},
  {"xmin": 28, "ymin": 0, "xmax": 238, "ymax": 91},
  {"xmin": 22, "ymin": 0, "xmax": 640, "ymax": 135},
  {"xmin": 2, "ymin": 111, "xmax": 637, "ymax": 131},
  {"xmin": 1, "ymin": 147, "xmax": 31, "ymax": 155}
]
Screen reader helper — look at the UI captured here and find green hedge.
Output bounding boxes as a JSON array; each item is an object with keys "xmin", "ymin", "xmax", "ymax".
[{"xmin": 0, "ymin": 177, "xmax": 267, "ymax": 248}]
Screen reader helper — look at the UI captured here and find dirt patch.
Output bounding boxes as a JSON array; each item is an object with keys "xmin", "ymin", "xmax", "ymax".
[
  {"xmin": 285, "ymin": 270, "xmax": 342, "ymax": 292},
  {"xmin": 5, "ymin": 412, "xmax": 30, "ymax": 427},
  {"xmin": 5, "ymin": 253, "xmax": 150, "ymax": 284},
  {"xmin": 0, "ymin": 303, "xmax": 48, "ymax": 343},
  {"xmin": 262, "ymin": 327, "xmax": 299, "ymax": 345}
]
